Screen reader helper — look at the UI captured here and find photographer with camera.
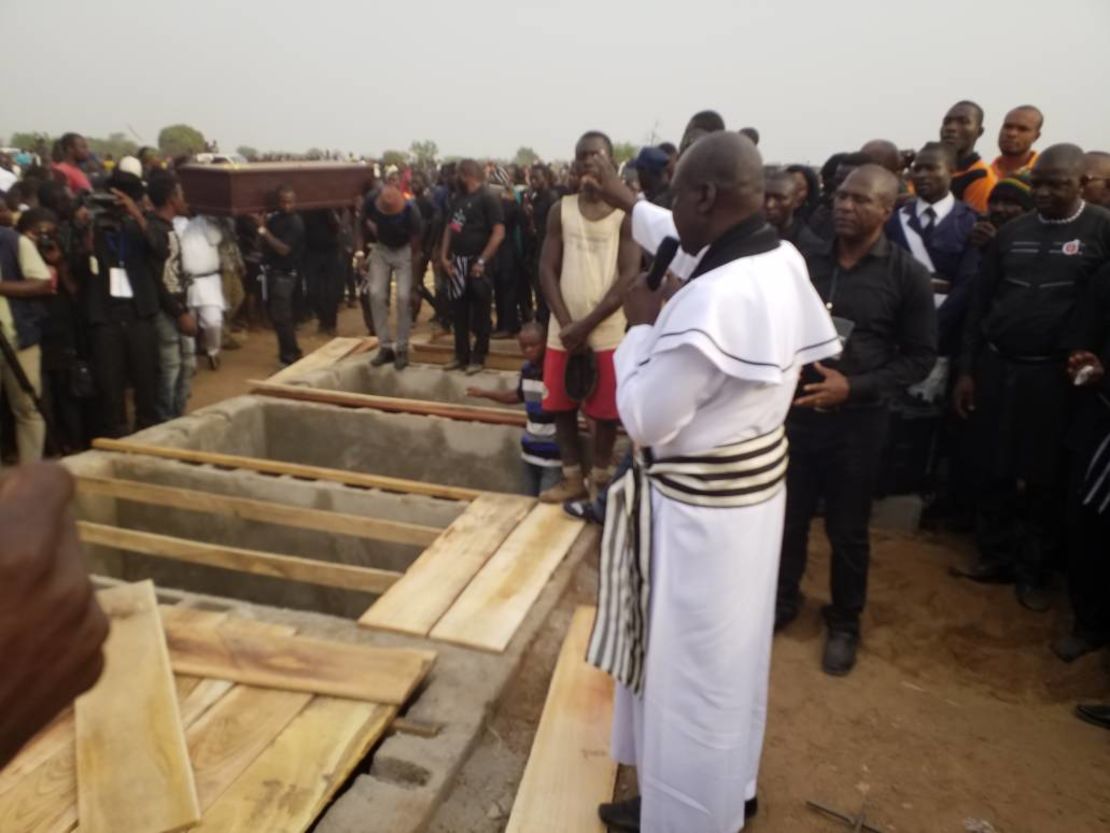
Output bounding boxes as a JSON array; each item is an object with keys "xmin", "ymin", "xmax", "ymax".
[
  {"xmin": 0, "ymin": 211, "xmax": 56, "ymax": 466},
  {"xmin": 82, "ymin": 171, "xmax": 160, "ymax": 438}
]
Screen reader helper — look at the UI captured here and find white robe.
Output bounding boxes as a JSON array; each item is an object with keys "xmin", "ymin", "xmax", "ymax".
[{"xmin": 610, "ymin": 202, "xmax": 839, "ymax": 833}]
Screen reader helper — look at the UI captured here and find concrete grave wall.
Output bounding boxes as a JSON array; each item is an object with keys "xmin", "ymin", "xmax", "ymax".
[{"xmin": 310, "ymin": 360, "xmax": 519, "ymax": 408}]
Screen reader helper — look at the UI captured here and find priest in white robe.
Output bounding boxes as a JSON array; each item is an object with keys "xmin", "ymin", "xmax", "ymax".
[{"xmin": 583, "ymin": 131, "xmax": 839, "ymax": 833}]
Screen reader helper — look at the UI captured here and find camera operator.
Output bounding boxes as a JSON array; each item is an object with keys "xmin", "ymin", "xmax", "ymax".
[
  {"xmin": 0, "ymin": 211, "xmax": 56, "ymax": 465},
  {"xmin": 83, "ymin": 171, "xmax": 160, "ymax": 438}
]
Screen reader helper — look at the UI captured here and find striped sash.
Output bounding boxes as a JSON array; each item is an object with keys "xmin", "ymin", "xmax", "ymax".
[
  {"xmin": 1082, "ymin": 396, "xmax": 1110, "ymax": 515},
  {"xmin": 586, "ymin": 426, "xmax": 789, "ymax": 695}
]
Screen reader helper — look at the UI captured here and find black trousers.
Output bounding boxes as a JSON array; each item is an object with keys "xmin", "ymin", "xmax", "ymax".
[
  {"xmin": 975, "ymin": 479, "xmax": 1064, "ymax": 586},
  {"xmin": 305, "ymin": 249, "xmax": 342, "ymax": 330},
  {"xmin": 267, "ymin": 271, "xmax": 302, "ymax": 364},
  {"xmin": 777, "ymin": 405, "xmax": 890, "ymax": 634},
  {"xmin": 89, "ymin": 307, "xmax": 158, "ymax": 439},
  {"xmin": 452, "ymin": 275, "xmax": 492, "ymax": 364},
  {"xmin": 970, "ymin": 349, "xmax": 1069, "ymax": 585},
  {"xmin": 493, "ymin": 254, "xmax": 521, "ymax": 335}
]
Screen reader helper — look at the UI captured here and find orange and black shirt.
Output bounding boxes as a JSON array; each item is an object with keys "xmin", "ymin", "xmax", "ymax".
[{"xmin": 951, "ymin": 152, "xmax": 997, "ymax": 216}]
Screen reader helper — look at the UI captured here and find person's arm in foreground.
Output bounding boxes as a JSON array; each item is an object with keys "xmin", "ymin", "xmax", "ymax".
[{"xmin": 0, "ymin": 463, "xmax": 109, "ymax": 769}]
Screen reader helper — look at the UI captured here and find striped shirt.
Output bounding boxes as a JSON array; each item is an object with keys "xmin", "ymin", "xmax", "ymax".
[{"xmin": 518, "ymin": 361, "xmax": 560, "ymax": 467}]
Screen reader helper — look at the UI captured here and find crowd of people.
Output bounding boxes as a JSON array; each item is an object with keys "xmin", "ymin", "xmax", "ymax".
[{"xmin": 2, "ymin": 100, "xmax": 1110, "ymax": 831}]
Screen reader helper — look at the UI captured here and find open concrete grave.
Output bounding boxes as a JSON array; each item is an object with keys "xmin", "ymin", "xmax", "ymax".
[{"xmin": 4, "ymin": 355, "xmax": 598, "ymax": 833}]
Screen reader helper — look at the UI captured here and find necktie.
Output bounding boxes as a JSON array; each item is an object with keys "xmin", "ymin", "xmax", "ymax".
[{"xmin": 920, "ymin": 206, "xmax": 937, "ymax": 244}]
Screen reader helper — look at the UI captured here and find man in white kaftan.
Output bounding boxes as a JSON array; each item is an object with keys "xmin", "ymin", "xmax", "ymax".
[{"xmin": 586, "ymin": 132, "xmax": 839, "ymax": 833}]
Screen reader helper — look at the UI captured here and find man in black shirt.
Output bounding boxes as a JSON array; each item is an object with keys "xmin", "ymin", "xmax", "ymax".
[
  {"xmin": 439, "ymin": 159, "xmax": 505, "ymax": 374},
  {"xmin": 365, "ymin": 185, "xmax": 423, "ymax": 370},
  {"xmin": 86, "ymin": 171, "xmax": 162, "ymax": 437},
  {"xmin": 777, "ymin": 165, "xmax": 937, "ymax": 676},
  {"xmin": 953, "ymin": 144, "xmax": 1110, "ymax": 611},
  {"xmin": 257, "ymin": 186, "xmax": 305, "ymax": 366},
  {"xmin": 525, "ymin": 164, "xmax": 558, "ymax": 325},
  {"xmin": 302, "ymin": 209, "xmax": 342, "ymax": 336}
]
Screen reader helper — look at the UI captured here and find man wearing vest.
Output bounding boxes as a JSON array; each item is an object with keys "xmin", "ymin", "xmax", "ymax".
[
  {"xmin": 887, "ymin": 142, "xmax": 980, "ymax": 357},
  {"xmin": 940, "ymin": 100, "xmax": 998, "ymax": 215},
  {"xmin": 537, "ymin": 131, "xmax": 640, "ymax": 504}
]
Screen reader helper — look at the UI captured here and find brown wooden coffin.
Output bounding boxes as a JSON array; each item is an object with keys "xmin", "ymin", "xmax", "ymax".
[{"xmin": 177, "ymin": 162, "xmax": 373, "ymax": 216}]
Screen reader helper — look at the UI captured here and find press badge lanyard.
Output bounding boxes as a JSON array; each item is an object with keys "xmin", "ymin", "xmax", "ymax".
[{"xmin": 105, "ymin": 231, "xmax": 135, "ymax": 300}]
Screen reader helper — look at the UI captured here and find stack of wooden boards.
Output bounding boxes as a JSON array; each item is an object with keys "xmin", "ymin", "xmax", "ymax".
[
  {"xmin": 359, "ymin": 498, "xmax": 587, "ymax": 653},
  {"xmin": 0, "ymin": 580, "xmax": 435, "ymax": 833}
]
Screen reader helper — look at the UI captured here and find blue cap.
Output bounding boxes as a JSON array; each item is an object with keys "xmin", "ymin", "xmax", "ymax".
[{"xmin": 629, "ymin": 146, "xmax": 669, "ymax": 173}]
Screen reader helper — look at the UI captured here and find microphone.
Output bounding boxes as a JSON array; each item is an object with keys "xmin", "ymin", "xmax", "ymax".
[{"xmin": 646, "ymin": 236, "xmax": 680, "ymax": 291}]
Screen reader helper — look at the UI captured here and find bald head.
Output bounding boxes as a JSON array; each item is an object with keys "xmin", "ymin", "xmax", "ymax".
[
  {"xmin": 675, "ymin": 131, "xmax": 763, "ymax": 203},
  {"xmin": 1035, "ymin": 144, "xmax": 1086, "ymax": 177},
  {"xmin": 671, "ymin": 131, "xmax": 765, "ymax": 253},
  {"xmin": 846, "ymin": 164, "xmax": 899, "ymax": 207},
  {"xmin": 1032, "ymin": 144, "xmax": 1087, "ymax": 219},
  {"xmin": 860, "ymin": 139, "xmax": 903, "ymax": 174}
]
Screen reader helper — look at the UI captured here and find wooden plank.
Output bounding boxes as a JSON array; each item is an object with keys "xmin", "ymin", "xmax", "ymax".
[
  {"xmin": 187, "ymin": 686, "xmax": 313, "ymax": 810},
  {"xmin": 266, "ymin": 337, "xmax": 376, "ymax": 385},
  {"xmin": 75, "ymin": 581, "xmax": 200, "ymax": 833},
  {"xmin": 78, "ymin": 476, "xmax": 442, "ymax": 547},
  {"xmin": 162, "ymin": 619, "xmax": 435, "ymax": 705},
  {"xmin": 431, "ymin": 504, "xmax": 585, "ymax": 652},
  {"xmin": 504, "ymin": 606, "xmax": 616, "ymax": 833},
  {"xmin": 0, "ymin": 740, "xmax": 79, "ymax": 833},
  {"xmin": 90, "ymin": 438, "xmax": 481, "ymax": 502},
  {"xmin": 249, "ymin": 379, "xmax": 529, "ymax": 427},
  {"xmin": 197, "ymin": 699, "xmax": 394, "ymax": 833},
  {"xmin": 78, "ymin": 522, "xmax": 403, "ymax": 595},
  {"xmin": 0, "ymin": 713, "xmax": 75, "ymax": 799},
  {"xmin": 358, "ymin": 493, "xmax": 534, "ymax": 636}
]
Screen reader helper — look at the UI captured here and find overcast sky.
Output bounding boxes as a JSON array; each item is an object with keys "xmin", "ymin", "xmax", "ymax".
[{"xmin": 4, "ymin": 0, "xmax": 1108, "ymax": 165}]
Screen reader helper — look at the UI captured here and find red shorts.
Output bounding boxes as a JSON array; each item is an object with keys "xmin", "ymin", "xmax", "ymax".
[{"xmin": 542, "ymin": 347, "xmax": 619, "ymax": 422}]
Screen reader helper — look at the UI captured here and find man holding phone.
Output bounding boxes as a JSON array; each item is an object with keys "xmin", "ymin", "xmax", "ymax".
[{"xmin": 776, "ymin": 165, "xmax": 937, "ymax": 676}]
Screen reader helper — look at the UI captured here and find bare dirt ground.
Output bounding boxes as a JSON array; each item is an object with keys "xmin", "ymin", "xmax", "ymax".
[{"xmin": 191, "ymin": 313, "xmax": 1110, "ymax": 833}]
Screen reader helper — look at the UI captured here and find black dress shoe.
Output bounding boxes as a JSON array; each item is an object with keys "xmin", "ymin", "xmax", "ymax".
[
  {"xmin": 822, "ymin": 631, "xmax": 859, "ymax": 676},
  {"xmin": 1052, "ymin": 631, "xmax": 1108, "ymax": 663},
  {"xmin": 598, "ymin": 795, "xmax": 640, "ymax": 832},
  {"xmin": 1075, "ymin": 703, "xmax": 1110, "ymax": 730},
  {"xmin": 1016, "ymin": 582, "xmax": 1050, "ymax": 612},
  {"xmin": 597, "ymin": 794, "xmax": 759, "ymax": 831},
  {"xmin": 949, "ymin": 561, "xmax": 1015, "ymax": 584}
]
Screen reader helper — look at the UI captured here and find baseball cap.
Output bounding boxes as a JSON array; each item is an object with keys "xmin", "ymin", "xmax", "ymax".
[{"xmin": 629, "ymin": 147, "xmax": 670, "ymax": 173}]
